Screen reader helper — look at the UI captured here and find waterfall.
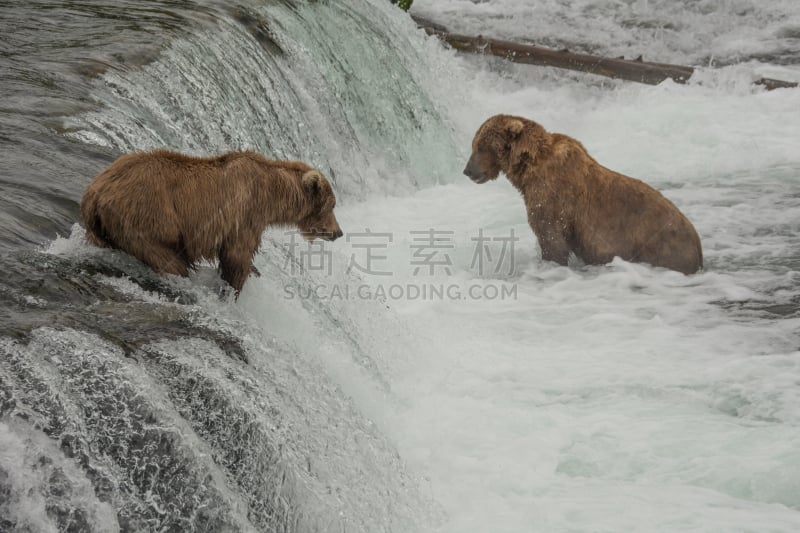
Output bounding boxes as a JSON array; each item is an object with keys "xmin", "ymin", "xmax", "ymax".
[
  {"xmin": 1, "ymin": 0, "xmax": 460, "ymax": 531},
  {"xmin": 65, "ymin": 0, "xmax": 462, "ymax": 197}
]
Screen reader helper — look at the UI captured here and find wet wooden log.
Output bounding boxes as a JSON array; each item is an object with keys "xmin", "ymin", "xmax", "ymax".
[{"xmin": 413, "ymin": 16, "xmax": 798, "ymax": 91}]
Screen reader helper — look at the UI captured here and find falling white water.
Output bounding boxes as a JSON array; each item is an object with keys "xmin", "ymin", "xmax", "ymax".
[
  {"xmin": 13, "ymin": 0, "xmax": 800, "ymax": 531},
  {"xmin": 237, "ymin": 1, "xmax": 800, "ymax": 531}
]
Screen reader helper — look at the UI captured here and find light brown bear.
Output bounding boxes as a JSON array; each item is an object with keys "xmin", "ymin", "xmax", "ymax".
[
  {"xmin": 80, "ymin": 150, "xmax": 343, "ymax": 294},
  {"xmin": 464, "ymin": 114, "xmax": 702, "ymax": 274}
]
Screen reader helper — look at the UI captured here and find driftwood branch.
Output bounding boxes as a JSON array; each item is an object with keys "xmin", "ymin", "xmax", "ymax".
[{"xmin": 413, "ymin": 15, "xmax": 798, "ymax": 91}]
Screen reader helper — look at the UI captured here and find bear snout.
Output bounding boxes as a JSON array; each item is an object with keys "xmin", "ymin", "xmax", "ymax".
[
  {"xmin": 464, "ymin": 154, "xmax": 486, "ymax": 183},
  {"xmin": 465, "ymin": 168, "xmax": 488, "ymax": 184},
  {"xmin": 321, "ymin": 228, "xmax": 343, "ymax": 241}
]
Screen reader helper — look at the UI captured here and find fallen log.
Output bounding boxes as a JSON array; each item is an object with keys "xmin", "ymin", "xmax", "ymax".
[{"xmin": 413, "ymin": 16, "xmax": 798, "ymax": 91}]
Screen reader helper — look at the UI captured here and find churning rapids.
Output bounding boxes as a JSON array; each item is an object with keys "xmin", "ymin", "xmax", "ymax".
[{"xmin": 1, "ymin": 0, "xmax": 800, "ymax": 531}]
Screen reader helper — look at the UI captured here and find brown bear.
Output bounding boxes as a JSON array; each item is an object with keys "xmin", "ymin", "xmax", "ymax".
[
  {"xmin": 464, "ymin": 114, "xmax": 702, "ymax": 274},
  {"xmin": 80, "ymin": 149, "xmax": 343, "ymax": 294}
]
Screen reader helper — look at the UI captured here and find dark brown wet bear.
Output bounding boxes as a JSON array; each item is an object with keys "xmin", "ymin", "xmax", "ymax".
[
  {"xmin": 464, "ymin": 115, "xmax": 702, "ymax": 274},
  {"xmin": 80, "ymin": 150, "xmax": 343, "ymax": 294}
]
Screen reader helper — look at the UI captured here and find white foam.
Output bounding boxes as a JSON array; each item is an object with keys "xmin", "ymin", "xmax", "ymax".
[
  {"xmin": 47, "ymin": 1, "xmax": 800, "ymax": 529},
  {"xmin": 240, "ymin": 2, "xmax": 800, "ymax": 530},
  {"xmin": 0, "ymin": 419, "xmax": 120, "ymax": 533}
]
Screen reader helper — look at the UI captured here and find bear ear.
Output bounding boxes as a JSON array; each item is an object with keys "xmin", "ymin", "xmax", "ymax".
[
  {"xmin": 301, "ymin": 170, "xmax": 322, "ymax": 195},
  {"xmin": 506, "ymin": 119, "xmax": 525, "ymax": 137}
]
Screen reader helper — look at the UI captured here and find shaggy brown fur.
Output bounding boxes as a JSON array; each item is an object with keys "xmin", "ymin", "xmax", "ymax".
[
  {"xmin": 80, "ymin": 150, "xmax": 342, "ymax": 294},
  {"xmin": 464, "ymin": 115, "xmax": 702, "ymax": 274}
]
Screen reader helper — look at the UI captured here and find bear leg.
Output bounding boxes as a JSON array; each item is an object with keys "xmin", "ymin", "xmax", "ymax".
[
  {"xmin": 219, "ymin": 245, "xmax": 254, "ymax": 295},
  {"xmin": 135, "ymin": 243, "xmax": 191, "ymax": 278},
  {"xmin": 539, "ymin": 239, "xmax": 571, "ymax": 265},
  {"xmin": 530, "ymin": 217, "xmax": 571, "ymax": 266}
]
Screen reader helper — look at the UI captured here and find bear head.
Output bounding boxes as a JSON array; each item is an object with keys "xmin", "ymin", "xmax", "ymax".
[
  {"xmin": 464, "ymin": 114, "xmax": 540, "ymax": 184},
  {"xmin": 297, "ymin": 170, "xmax": 343, "ymax": 242}
]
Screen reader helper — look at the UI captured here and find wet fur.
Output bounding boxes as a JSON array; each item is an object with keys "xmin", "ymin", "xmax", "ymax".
[
  {"xmin": 80, "ymin": 149, "xmax": 341, "ymax": 294},
  {"xmin": 464, "ymin": 115, "xmax": 703, "ymax": 274}
]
